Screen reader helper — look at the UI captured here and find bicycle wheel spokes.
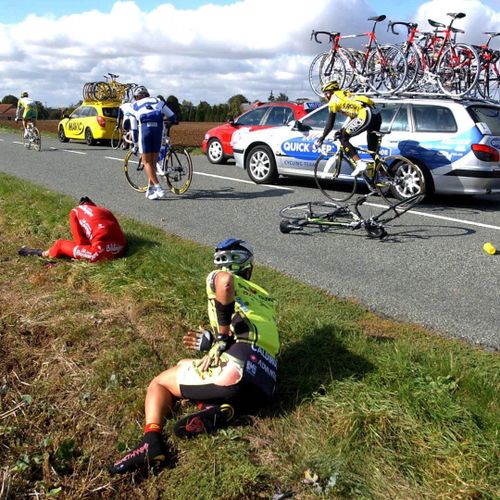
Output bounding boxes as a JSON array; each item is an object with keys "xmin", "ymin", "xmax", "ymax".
[
  {"xmin": 314, "ymin": 152, "xmax": 357, "ymax": 203},
  {"xmin": 368, "ymin": 45, "xmax": 408, "ymax": 95},
  {"xmin": 163, "ymin": 146, "xmax": 193, "ymax": 195},
  {"xmin": 437, "ymin": 44, "xmax": 479, "ymax": 97},
  {"xmin": 124, "ymin": 151, "xmax": 148, "ymax": 192}
]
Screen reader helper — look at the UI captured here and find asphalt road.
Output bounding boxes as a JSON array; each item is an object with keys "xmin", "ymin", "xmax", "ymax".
[{"xmin": 1, "ymin": 130, "xmax": 499, "ymax": 350}]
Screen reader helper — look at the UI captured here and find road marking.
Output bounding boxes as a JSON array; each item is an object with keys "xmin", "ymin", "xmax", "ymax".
[
  {"xmin": 13, "ymin": 141, "xmax": 23, "ymax": 145},
  {"xmin": 366, "ymin": 201, "xmax": 500, "ymax": 232},
  {"xmin": 195, "ymin": 171, "xmax": 294, "ymax": 190},
  {"xmin": 104, "ymin": 156, "xmax": 294, "ymax": 190}
]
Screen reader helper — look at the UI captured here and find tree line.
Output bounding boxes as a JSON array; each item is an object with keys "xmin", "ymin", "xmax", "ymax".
[{"xmin": 1, "ymin": 90, "xmax": 291, "ymax": 122}]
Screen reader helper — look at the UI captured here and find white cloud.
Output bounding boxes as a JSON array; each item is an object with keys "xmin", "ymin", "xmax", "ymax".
[{"xmin": 0, "ymin": 0, "xmax": 498, "ymax": 106}]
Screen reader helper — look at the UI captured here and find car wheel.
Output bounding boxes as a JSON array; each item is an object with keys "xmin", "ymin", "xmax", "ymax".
[
  {"xmin": 390, "ymin": 159, "xmax": 431, "ymax": 201},
  {"xmin": 58, "ymin": 126, "xmax": 69, "ymax": 143},
  {"xmin": 246, "ymin": 145, "xmax": 278, "ymax": 184},
  {"xmin": 207, "ymin": 138, "xmax": 226, "ymax": 164},
  {"xmin": 85, "ymin": 128, "xmax": 95, "ymax": 146}
]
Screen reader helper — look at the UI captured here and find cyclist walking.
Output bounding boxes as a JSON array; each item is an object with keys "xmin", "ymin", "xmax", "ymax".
[
  {"xmin": 129, "ymin": 86, "xmax": 177, "ymax": 200},
  {"xmin": 109, "ymin": 238, "xmax": 280, "ymax": 474},
  {"xmin": 315, "ymin": 80, "xmax": 382, "ymax": 176},
  {"xmin": 15, "ymin": 92, "xmax": 38, "ymax": 138}
]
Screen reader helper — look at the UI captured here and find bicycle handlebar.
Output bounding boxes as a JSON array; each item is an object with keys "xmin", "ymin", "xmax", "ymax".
[
  {"xmin": 310, "ymin": 30, "xmax": 340, "ymax": 44},
  {"xmin": 387, "ymin": 21, "xmax": 418, "ymax": 36}
]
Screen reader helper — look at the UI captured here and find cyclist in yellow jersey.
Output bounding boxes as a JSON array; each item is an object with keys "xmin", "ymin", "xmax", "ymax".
[
  {"xmin": 315, "ymin": 80, "xmax": 382, "ymax": 176},
  {"xmin": 109, "ymin": 238, "xmax": 280, "ymax": 474},
  {"xmin": 15, "ymin": 92, "xmax": 38, "ymax": 138}
]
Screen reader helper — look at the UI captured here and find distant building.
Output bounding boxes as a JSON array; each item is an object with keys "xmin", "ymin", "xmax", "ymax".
[{"xmin": 0, "ymin": 104, "xmax": 16, "ymax": 120}]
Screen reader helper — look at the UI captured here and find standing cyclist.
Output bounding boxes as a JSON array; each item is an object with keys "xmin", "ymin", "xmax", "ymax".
[
  {"xmin": 15, "ymin": 92, "xmax": 38, "ymax": 138},
  {"xmin": 129, "ymin": 86, "xmax": 177, "ymax": 200},
  {"xmin": 109, "ymin": 238, "xmax": 280, "ymax": 474},
  {"xmin": 315, "ymin": 80, "xmax": 381, "ymax": 176}
]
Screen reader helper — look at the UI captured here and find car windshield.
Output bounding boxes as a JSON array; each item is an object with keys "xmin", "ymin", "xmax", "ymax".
[
  {"xmin": 300, "ymin": 106, "xmax": 344, "ymax": 129},
  {"xmin": 467, "ymin": 105, "xmax": 500, "ymax": 135},
  {"xmin": 102, "ymin": 107, "xmax": 119, "ymax": 118}
]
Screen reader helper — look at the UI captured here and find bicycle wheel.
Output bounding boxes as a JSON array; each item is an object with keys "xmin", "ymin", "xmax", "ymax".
[
  {"xmin": 279, "ymin": 201, "xmax": 352, "ymax": 233},
  {"xmin": 367, "ymin": 44, "xmax": 408, "ymax": 95},
  {"xmin": 477, "ymin": 63, "xmax": 500, "ymax": 101},
  {"xmin": 93, "ymin": 82, "xmax": 112, "ymax": 101},
  {"xmin": 111, "ymin": 128, "xmax": 122, "ymax": 149},
  {"xmin": 309, "ymin": 52, "xmax": 346, "ymax": 97},
  {"xmin": 123, "ymin": 151, "xmax": 148, "ymax": 192},
  {"xmin": 398, "ymin": 43, "xmax": 421, "ymax": 92},
  {"xmin": 161, "ymin": 146, "xmax": 193, "ymax": 195},
  {"xmin": 374, "ymin": 156, "xmax": 426, "ymax": 203},
  {"xmin": 437, "ymin": 43, "xmax": 479, "ymax": 97},
  {"xmin": 31, "ymin": 127, "xmax": 41, "ymax": 151},
  {"xmin": 314, "ymin": 151, "xmax": 357, "ymax": 202}
]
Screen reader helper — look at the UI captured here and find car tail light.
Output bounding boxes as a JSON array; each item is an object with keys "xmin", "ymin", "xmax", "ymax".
[
  {"xmin": 96, "ymin": 116, "xmax": 106, "ymax": 128},
  {"xmin": 471, "ymin": 144, "xmax": 499, "ymax": 162}
]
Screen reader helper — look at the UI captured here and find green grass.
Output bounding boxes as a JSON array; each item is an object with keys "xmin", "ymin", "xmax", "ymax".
[{"xmin": 0, "ymin": 172, "xmax": 498, "ymax": 499}]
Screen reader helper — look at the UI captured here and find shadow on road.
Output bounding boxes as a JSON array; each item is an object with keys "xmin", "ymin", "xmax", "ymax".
[{"xmin": 182, "ymin": 186, "xmax": 290, "ymax": 200}]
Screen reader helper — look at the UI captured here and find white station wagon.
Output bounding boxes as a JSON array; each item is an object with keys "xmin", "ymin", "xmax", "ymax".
[{"xmin": 231, "ymin": 97, "xmax": 500, "ymax": 197}]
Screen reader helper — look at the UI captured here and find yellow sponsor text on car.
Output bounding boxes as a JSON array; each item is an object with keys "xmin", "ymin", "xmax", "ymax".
[{"xmin": 58, "ymin": 100, "xmax": 120, "ymax": 145}]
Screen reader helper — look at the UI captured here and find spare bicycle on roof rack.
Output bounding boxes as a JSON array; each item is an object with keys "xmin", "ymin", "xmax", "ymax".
[{"xmin": 309, "ymin": 12, "xmax": 496, "ymax": 100}]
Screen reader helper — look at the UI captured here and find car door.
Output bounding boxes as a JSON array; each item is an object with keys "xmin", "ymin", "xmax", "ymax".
[
  {"xmin": 275, "ymin": 106, "xmax": 344, "ymax": 176},
  {"xmin": 66, "ymin": 106, "xmax": 86, "ymax": 140}
]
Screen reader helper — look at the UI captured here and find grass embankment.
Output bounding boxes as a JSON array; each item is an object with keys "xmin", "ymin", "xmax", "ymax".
[{"xmin": 0, "ymin": 172, "xmax": 498, "ymax": 499}]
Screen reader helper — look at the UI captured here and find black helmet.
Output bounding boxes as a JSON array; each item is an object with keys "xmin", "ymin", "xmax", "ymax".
[
  {"xmin": 133, "ymin": 86, "xmax": 149, "ymax": 99},
  {"xmin": 21, "ymin": 91, "xmax": 29, "ymax": 98},
  {"xmin": 214, "ymin": 238, "xmax": 254, "ymax": 276},
  {"xmin": 321, "ymin": 80, "xmax": 340, "ymax": 93},
  {"xmin": 79, "ymin": 196, "xmax": 95, "ymax": 205}
]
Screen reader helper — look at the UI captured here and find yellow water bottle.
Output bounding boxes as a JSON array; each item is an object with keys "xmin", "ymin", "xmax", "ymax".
[{"xmin": 483, "ymin": 242, "xmax": 497, "ymax": 255}]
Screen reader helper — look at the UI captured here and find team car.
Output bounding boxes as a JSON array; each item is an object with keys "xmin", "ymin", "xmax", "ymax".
[
  {"xmin": 202, "ymin": 101, "xmax": 320, "ymax": 164},
  {"xmin": 58, "ymin": 101, "xmax": 120, "ymax": 145},
  {"xmin": 231, "ymin": 97, "xmax": 500, "ymax": 197}
]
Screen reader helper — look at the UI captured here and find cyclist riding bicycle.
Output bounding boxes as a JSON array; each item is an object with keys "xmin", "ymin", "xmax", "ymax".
[
  {"xmin": 15, "ymin": 92, "xmax": 38, "ymax": 138},
  {"xmin": 315, "ymin": 80, "xmax": 382, "ymax": 177},
  {"xmin": 129, "ymin": 86, "xmax": 177, "ymax": 200},
  {"xmin": 109, "ymin": 238, "xmax": 280, "ymax": 474}
]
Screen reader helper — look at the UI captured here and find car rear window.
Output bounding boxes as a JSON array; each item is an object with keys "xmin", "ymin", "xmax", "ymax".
[
  {"xmin": 467, "ymin": 105, "xmax": 500, "ymax": 135},
  {"xmin": 237, "ymin": 107, "xmax": 268, "ymax": 126},
  {"xmin": 412, "ymin": 105, "xmax": 457, "ymax": 133},
  {"xmin": 102, "ymin": 107, "xmax": 119, "ymax": 118}
]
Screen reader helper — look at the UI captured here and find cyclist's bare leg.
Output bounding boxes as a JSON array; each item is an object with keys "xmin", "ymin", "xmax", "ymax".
[{"xmin": 142, "ymin": 152, "xmax": 160, "ymax": 186}]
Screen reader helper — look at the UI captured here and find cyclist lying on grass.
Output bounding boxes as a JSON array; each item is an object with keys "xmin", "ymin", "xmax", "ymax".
[
  {"xmin": 18, "ymin": 197, "xmax": 127, "ymax": 262},
  {"xmin": 109, "ymin": 238, "xmax": 280, "ymax": 474}
]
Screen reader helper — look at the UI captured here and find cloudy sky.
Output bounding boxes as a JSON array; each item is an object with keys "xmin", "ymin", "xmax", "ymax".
[{"xmin": 1, "ymin": 0, "xmax": 499, "ymax": 107}]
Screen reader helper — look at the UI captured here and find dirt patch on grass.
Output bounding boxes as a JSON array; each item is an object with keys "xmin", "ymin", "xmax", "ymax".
[{"xmin": 1, "ymin": 120, "xmax": 221, "ymax": 147}]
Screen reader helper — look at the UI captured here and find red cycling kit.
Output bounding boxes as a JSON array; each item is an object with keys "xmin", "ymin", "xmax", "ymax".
[{"xmin": 47, "ymin": 202, "xmax": 126, "ymax": 262}]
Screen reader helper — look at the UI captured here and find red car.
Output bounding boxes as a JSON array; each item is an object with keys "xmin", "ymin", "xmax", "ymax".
[{"xmin": 202, "ymin": 101, "xmax": 316, "ymax": 164}]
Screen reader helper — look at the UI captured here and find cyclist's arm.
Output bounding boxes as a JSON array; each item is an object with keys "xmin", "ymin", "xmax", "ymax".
[{"xmin": 15, "ymin": 100, "xmax": 23, "ymax": 120}]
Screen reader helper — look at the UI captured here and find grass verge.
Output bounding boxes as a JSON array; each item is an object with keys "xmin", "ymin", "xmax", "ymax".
[{"xmin": 0, "ymin": 172, "xmax": 498, "ymax": 499}]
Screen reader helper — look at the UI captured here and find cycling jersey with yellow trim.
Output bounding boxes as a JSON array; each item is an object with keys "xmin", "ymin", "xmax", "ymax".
[
  {"xmin": 206, "ymin": 270, "xmax": 280, "ymax": 357},
  {"xmin": 16, "ymin": 97, "xmax": 37, "ymax": 120},
  {"xmin": 328, "ymin": 90, "xmax": 374, "ymax": 120}
]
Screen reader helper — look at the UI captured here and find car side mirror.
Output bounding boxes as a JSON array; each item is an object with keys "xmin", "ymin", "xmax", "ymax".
[
  {"xmin": 63, "ymin": 114, "xmax": 70, "ymax": 119},
  {"xmin": 292, "ymin": 120, "xmax": 311, "ymax": 132},
  {"xmin": 228, "ymin": 118, "xmax": 238, "ymax": 127}
]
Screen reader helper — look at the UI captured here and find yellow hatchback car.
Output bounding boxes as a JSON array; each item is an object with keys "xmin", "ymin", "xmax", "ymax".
[{"xmin": 58, "ymin": 101, "xmax": 120, "ymax": 145}]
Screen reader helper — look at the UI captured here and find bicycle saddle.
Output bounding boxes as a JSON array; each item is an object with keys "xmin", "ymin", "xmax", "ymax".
[
  {"xmin": 447, "ymin": 12, "xmax": 466, "ymax": 19},
  {"xmin": 450, "ymin": 27, "xmax": 465, "ymax": 34},
  {"xmin": 483, "ymin": 32, "xmax": 500, "ymax": 36},
  {"xmin": 368, "ymin": 15, "xmax": 386, "ymax": 22},
  {"xmin": 428, "ymin": 19, "xmax": 445, "ymax": 28}
]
